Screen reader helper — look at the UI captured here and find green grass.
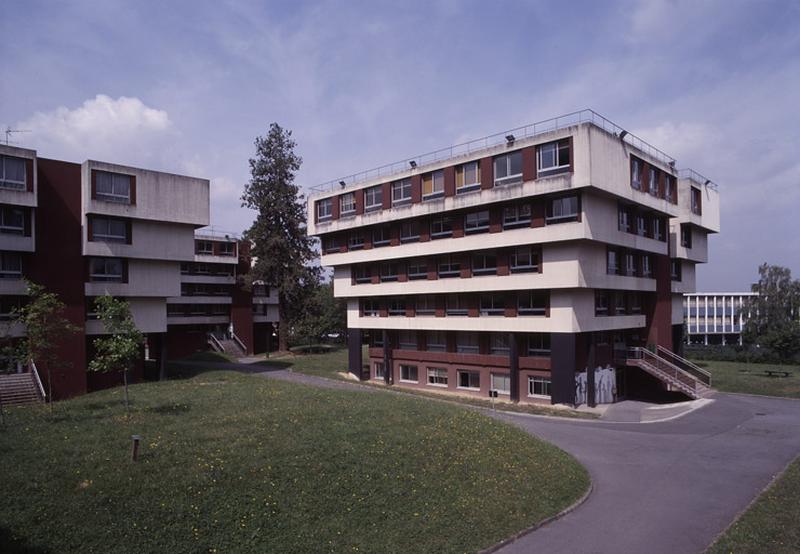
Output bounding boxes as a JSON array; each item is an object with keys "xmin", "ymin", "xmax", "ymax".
[
  {"xmin": 695, "ymin": 359, "xmax": 800, "ymax": 399},
  {"xmin": 708, "ymin": 457, "xmax": 800, "ymax": 554},
  {"xmin": 264, "ymin": 348, "xmax": 597, "ymax": 419},
  {"xmin": 0, "ymin": 368, "xmax": 589, "ymax": 554}
]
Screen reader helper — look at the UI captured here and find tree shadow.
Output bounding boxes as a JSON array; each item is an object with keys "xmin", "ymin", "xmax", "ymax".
[
  {"xmin": 0, "ymin": 526, "xmax": 52, "ymax": 554},
  {"xmin": 145, "ymin": 403, "xmax": 191, "ymax": 415}
]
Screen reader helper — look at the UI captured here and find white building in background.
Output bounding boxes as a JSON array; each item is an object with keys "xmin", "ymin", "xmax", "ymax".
[{"xmin": 683, "ymin": 292, "xmax": 756, "ymax": 346}]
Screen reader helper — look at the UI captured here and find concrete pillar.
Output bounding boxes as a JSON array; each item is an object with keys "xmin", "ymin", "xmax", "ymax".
[
  {"xmin": 382, "ymin": 329, "xmax": 392, "ymax": 385},
  {"xmin": 348, "ymin": 328, "xmax": 363, "ymax": 380},
  {"xmin": 509, "ymin": 333, "xmax": 520, "ymax": 403},
  {"xmin": 550, "ymin": 333, "xmax": 576, "ymax": 405}
]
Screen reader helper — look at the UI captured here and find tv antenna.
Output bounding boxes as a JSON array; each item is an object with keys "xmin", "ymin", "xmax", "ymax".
[{"xmin": 4, "ymin": 127, "xmax": 31, "ymax": 145}]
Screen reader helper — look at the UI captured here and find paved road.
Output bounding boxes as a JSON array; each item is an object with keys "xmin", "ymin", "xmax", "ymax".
[{"xmin": 194, "ymin": 362, "xmax": 800, "ymax": 553}]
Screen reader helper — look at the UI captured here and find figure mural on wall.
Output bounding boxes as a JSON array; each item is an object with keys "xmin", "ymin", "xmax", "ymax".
[{"xmin": 575, "ymin": 365, "xmax": 617, "ymax": 405}]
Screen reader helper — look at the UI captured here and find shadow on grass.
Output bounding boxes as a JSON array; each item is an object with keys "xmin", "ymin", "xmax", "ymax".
[
  {"xmin": 146, "ymin": 403, "xmax": 191, "ymax": 415},
  {"xmin": 0, "ymin": 526, "xmax": 52, "ymax": 554}
]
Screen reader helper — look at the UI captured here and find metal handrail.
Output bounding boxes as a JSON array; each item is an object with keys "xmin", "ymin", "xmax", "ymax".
[
  {"xmin": 29, "ymin": 360, "xmax": 46, "ymax": 400},
  {"xmin": 310, "ymin": 109, "xmax": 681, "ymax": 195},
  {"xmin": 656, "ymin": 346, "xmax": 712, "ymax": 385},
  {"xmin": 679, "ymin": 168, "xmax": 718, "ymax": 190},
  {"xmin": 231, "ymin": 332, "xmax": 247, "ymax": 354},
  {"xmin": 628, "ymin": 347, "xmax": 698, "ymax": 392},
  {"xmin": 207, "ymin": 333, "xmax": 224, "ymax": 353}
]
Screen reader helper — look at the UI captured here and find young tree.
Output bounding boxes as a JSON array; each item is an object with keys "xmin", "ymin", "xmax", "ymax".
[
  {"xmin": 743, "ymin": 263, "xmax": 800, "ymax": 362},
  {"xmin": 10, "ymin": 281, "xmax": 79, "ymax": 410},
  {"xmin": 292, "ymin": 281, "xmax": 347, "ymax": 345},
  {"xmin": 241, "ymin": 123, "xmax": 320, "ymax": 352},
  {"xmin": 88, "ymin": 295, "xmax": 144, "ymax": 416}
]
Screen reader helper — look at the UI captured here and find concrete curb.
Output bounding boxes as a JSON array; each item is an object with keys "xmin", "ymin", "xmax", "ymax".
[{"xmin": 478, "ymin": 481, "xmax": 594, "ymax": 554}]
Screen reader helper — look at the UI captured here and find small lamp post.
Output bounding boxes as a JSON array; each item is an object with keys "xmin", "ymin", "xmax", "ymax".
[{"xmin": 131, "ymin": 434, "xmax": 142, "ymax": 462}]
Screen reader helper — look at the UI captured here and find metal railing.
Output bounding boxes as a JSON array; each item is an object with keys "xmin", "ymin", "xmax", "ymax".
[
  {"xmin": 29, "ymin": 360, "xmax": 46, "ymax": 401},
  {"xmin": 207, "ymin": 333, "xmax": 224, "ymax": 353},
  {"xmin": 656, "ymin": 346, "xmax": 712, "ymax": 386},
  {"xmin": 195, "ymin": 226, "xmax": 242, "ymax": 241},
  {"xmin": 231, "ymin": 332, "xmax": 247, "ymax": 354},
  {"xmin": 627, "ymin": 347, "xmax": 699, "ymax": 394},
  {"xmin": 679, "ymin": 169, "xmax": 718, "ymax": 190},
  {"xmin": 310, "ymin": 109, "xmax": 679, "ymax": 195}
]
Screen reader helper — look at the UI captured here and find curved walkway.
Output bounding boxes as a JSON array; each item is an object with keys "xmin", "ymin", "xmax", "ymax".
[{"xmin": 184, "ymin": 361, "xmax": 800, "ymax": 553}]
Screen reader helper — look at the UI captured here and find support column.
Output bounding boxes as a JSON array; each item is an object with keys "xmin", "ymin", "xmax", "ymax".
[
  {"xmin": 550, "ymin": 333, "xmax": 577, "ymax": 405},
  {"xmin": 348, "ymin": 328, "xmax": 363, "ymax": 380},
  {"xmin": 159, "ymin": 333, "xmax": 167, "ymax": 381},
  {"xmin": 382, "ymin": 329, "xmax": 393, "ymax": 385},
  {"xmin": 509, "ymin": 333, "xmax": 520, "ymax": 403}
]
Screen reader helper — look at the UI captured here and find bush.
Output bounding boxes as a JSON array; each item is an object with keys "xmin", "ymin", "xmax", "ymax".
[
  {"xmin": 684, "ymin": 344, "xmax": 796, "ymax": 364},
  {"xmin": 289, "ymin": 344, "xmax": 335, "ymax": 354}
]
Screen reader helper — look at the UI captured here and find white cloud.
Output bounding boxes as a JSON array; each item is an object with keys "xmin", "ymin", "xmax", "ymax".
[{"xmin": 16, "ymin": 94, "xmax": 175, "ymax": 167}]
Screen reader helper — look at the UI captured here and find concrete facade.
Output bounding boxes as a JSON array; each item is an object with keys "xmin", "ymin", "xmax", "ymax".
[{"xmin": 684, "ymin": 292, "xmax": 755, "ymax": 346}]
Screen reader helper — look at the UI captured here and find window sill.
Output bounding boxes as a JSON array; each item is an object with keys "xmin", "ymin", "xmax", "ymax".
[
  {"xmin": 494, "ymin": 175, "xmax": 523, "ymax": 187},
  {"xmin": 527, "ymin": 394, "xmax": 551, "ymax": 399},
  {"xmin": 399, "ymin": 379, "xmax": 418, "ymax": 384},
  {"xmin": 373, "ymin": 240, "xmax": 390, "ymax": 247},
  {"xmin": 427, "ymin": 382, "xmax": 448, "ymax": 388},
  {"xmin": 431, "ymin": 233, "xmax": 453, "ymax": 240},
  {"xmin": 473, "ymin": 270, "xmax": 498, "ymax": 276},
  {"xmin": 465, "ymin": 227, "xmax": 489, "ymax": 235},
  {"xmin": 537, "ymin": 166, "xmax": 570, "ymax": 178},
  {"xmin": 456, "ymin": 184, "xmax": 481, "ymax": 195},
  {"xmin": 457, "ymin": 386, "xmax": 481, "ymax": 392},
  {"xmin": 400, "ymin": 236, "xmax": 420, "ymax": 243},
  {"xmin": 545, "ymin": 215, "xmax": 579, "ymax": 224},
  {"xmin": 392, "ymin": 199, "xmax": 412, "ymax": 207},
  {"xmin": 511, "ymin": 267, "xmax": 538, "ymax": 274},
  {"xmin": 423, "ymin": 192, "xmax": 445, "ymax": 201},
  {"xmin": 365, "ymin": 205, "xmax": 382, "ymax": 213},
  {"xmin": 503, "ymin": 221, "xmax": 531, "ymax": 230}
]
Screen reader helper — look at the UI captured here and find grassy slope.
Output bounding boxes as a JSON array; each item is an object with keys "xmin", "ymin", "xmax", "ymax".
[
  {"xmin": 0, "ymin": 369, "xmax": 588, "ymax": 554},
  {"xmin": 708, "ymin": 457, "xmax": 800, "ymax": 554},
  {"xmin": 696, "ymin": 359, "xmax": 800, "ymax": 398}
]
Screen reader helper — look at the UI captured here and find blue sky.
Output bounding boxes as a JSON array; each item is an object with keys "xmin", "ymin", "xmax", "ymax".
[{"xmin": 2, "ymin": 0, "xmax": 799, "ymax": 290}]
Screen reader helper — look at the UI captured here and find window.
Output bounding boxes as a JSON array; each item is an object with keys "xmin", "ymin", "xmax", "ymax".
[
  {"xmin": 480, "ymin": 294, "xmax": 505, "ymax": 316},
  {"xmin": 322, "ymin": 235, "xmax": 341, "ymax": 254},
  {"xmin": 389, "ymin": 298, "xmax": 406, "ymax": 316},
  {"xmin": 525, "ymin": 333, "xmax": 551, "ymax": 356},
  {"xmin": 631, "ymin": 158, "xmax": 642, "ymax": 191},
  {"xmin": 546, "ymin": 195, "xmax": 579, "ymax": 223},
  {"xmin": 369, "ymin": 332, "xmax": 384, "ymax": 348},
  {"xmin": 427, "ymin": 367, "xmax": 448, "ymax": 386},
  {"xmin": 416, "ymin": 295, "xmax": 437, "ymax": 316},
  {"xmin": 348, "ymin": 233, "xmax": 365, "ymax": 250},
  {"xmin": 365, "ymin": 185, "xmax": 382, "ymax": 211},
  {"xmin": 89, "ymin": 257, "xmax": 124, "ymax": 282},
  {"xmin": 489, "ymin": 333, "xmax": 510, "ymax": 355},
  {"xmin": 430, "ymin": 216, "xmax": 453, "ymax": 238},
  {"xmin": 456, "ymin": 161, "xmax": 480, "ymax": 193},
  {"xmin": 400, "ymin": 364, "xmax": 418, "ymax": 383},
  {"xmin": 458, "ymin": 370, "xmax": 480, "ymax": 390},
  {"xmin": 446, "ymin": 295, "xmax": 469, "ymax": 316},
  {"xmin": 380, "ymin": 263, "xmax": 399, "ymax": 282},
  {"xmin": 649, "ymin": 167, "xmax": 660, "ymax": 197},
  {"xmin": 494, "ymin": 152, "xmax": 523, "ymax": 186},
  {"xmin": 353, "ymin": 265, "xmax": 371, "ymax": 284},
  {"xmin": 690, "ymin": 186, "xmax": 703, "ymax": 214},
  {"xmin": 372, "ymin": 226, "xmax": 390, "ymax": 247},
  {"xmin": 618, "ymin": 206, "xmax": 630, "ymax": 232},
  {"xmin": 671, "ymin": 259, "xmax": 682, "ymax": 281},
  {"xmin": 623, "ymin": 252, "xmax": 636, "ymax": 276},
  {"xmin": 0, "ymin": 155, "xmax": 26, "ymax": 190},
  {"xmin": 392, "ymin": 178, "xmax": 412, "ymax": 205},
  {"xmin": 340, "ymin": 193, "xmax": 356, "ymax": 216},
  {"xmin": 317, "ymin": 198, "xmax": 333, "ymax": 221},
  {"xmin": 652, "ymin": 218, "xmax": 664, "ymax": 242},
  {"xmin": 641, "ymin": 255, "xmax": 652, "ymax": 278},
  {"xmin": 629, "ymin": 292, "xmax": 643, "ymax": 314},
  {"xmin": 0, "ymin": 252, "xmax": 22, "ymax": 279},
  {"xmin": 361, "ymin": 299, "xmax": 380, "ymax": 316},
  {"xmin": 528, "ymin": 376, "xmax": 551, "ymax": 398},
  {"xmin": 374, "ymin": 361, "xmax": 385, "ymax": 380},
  {"xmin": 595, "ymin": 290, "xmax": 609, "ymax": 316},
  {"xmin": 0, "ymin": 296, "xmax": 24, "ymax": 320},
  {"xmin": 427, "ymin": 330, "xmax": 447, "ymax": 352},
  {"xmin": 400, "ymin": 220, "xmax": 420, "ymax": 242},
  {"xmin": 614, "ymin": 292, "xmax": 626, "ymax": 315},
  {"xmin": 0, "ymin": 206, "xmax": 25, "ymax": 235},
  {"xmin": 407, "ymin": 260, "xmax": 428, "ymax": 280},
  {"xmin": 537, "ymin": 139, "xmax": 571, "ymax": 175},
  {"xmin": 398, "ymin": 330, "xmax": 416, "ymax": 349},
  {"xmin": 681, "ymin": 224, "xmax": 692, "ymax": 248},
  {"xmin": 511, "ymin": 246, "xmax": 540, "ymax": 273},
  {"xmin": 95, "ymin": 171, "xmax": 132, "ymax": 203},
  {"xmin": 472, "ymin": 252, "xmax": 497, "ymax": 276},
  {"xmin": 518, "ymin": 291, "xmax": 548, "ymax": 316},
  {"xmin": 91, "ymin": 217, "xmax": 128, "ymax": 243},
  {"xmin": 422, "ymin": 170, "xmax": 444, "ymax": 199},
  {"xmin": 636, "ymin": 214, "xmax": 648, "ymax": 237},
  {"xmin": 219, "ymin": 242, "xmax": 236, "ymax": 256},
  {"xmin": 607, "ymin": 250, "xmax": 619, "ymax": 275},
  {"xmin": 664, "ymin": 175, "xmax": 675, "ymax": 203},
  {"xmin": 503, "ymin": 203, "xmax": 531, "ymax": 228},
  {"xmin": 491, "ymin": 373, "xmax": 510, "ymax": 395},
  {"xmin": 196, "ymin": 240, "xmax": 213, "ymax": 254},
  {"xmin": 464, "ymin": 210, "xmax": 490, "ymax": 234},
  {"xmin": 438, "ymin": 256, "xmax": 461, "ymax": 278},
  {"xmin": 456, "ymin": 332, "xmax": 479, "ymax": 354}
]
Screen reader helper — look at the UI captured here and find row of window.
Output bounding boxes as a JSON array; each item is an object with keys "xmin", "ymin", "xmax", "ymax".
[
  {"xmin": 606, "ymin": 248, "xmax": 657, "ymax": 279},
  {"xmin": 322, "ymin": 194, "xmax": 580, "ymax": 254},
  {"xmin": 617, "ymin": 205, "xmax": 668, "ymax": 242},
  {"xmin": 195, "ymin": 239, "xmax": 236, "ymax": 256},
  {"xmin": 352, "ymin": 246, "xmax": 542, "ymax": 284},
  {"xmin": 167, "ymin": 303, "xmax": 231, "ymax": 317},
  {"xmin": 371, "ymin": 330, "xmax": 551, "ymax": 356},
  {"xmin": 360, "ymin": 291, "xmax": 549, "ymax": 317},
  {"xmin": 630, "ymin": 156, "xmax": 677, "ymax": 204},
  {"xmin": 379, "ymin": 363, "xmax": 551, "ymax": 398},
  {"xmin": 317, "ymin": 138, "xmax": 572, "ymax": 220},
  {"xmin": 594, "ymin": 290, "xmax": 647, "ymax": 316},
  {"xmin": 180, "ymin": 283, "xmax": 232, "ymax": 296},
  {"xmin": 0, "ymin": 251, "xmax": 23, "ymax": 279},
  {"xmin": 180, "ymin": 262, "xmax": 235, "ymax": 277}
]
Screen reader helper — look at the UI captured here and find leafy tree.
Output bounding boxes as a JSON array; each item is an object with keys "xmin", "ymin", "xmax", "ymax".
[
  {"xmin": 291, "ymin": 281, "xmax": 347, "ymax": 345},
  {"xmin": 743, "ymin": 263, "xmax": 800, "ymax": 362},
  {"xmin": 4, "ymin": 281, "xmax": 79, "ymax": 410},
  {"xmin": 241, "ymin": 123, "xmax": 320, "ymax": 352},
  {"xmin": 88, "ymin": 295, "xmax": 144, "ymax": 415}
]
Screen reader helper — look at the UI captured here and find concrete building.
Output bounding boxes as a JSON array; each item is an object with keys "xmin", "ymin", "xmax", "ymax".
[
  {"xmin": 684, "ymin": 292, "xmax": 755, "ymax": 346},
  {"xmin": 308, "ymin": 110, "xmax": 719, "ymax": 405},
  {"xmin": 0, "ymin": 144, "xmax": 278, "ymax": 400}
]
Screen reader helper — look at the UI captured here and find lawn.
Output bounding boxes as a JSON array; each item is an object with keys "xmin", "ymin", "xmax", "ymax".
[
  {"xmin": 0, "ymin": 368, "xmax": 589, "ymax": 553},
  {"xmin": 695, "ymin": 359, "xmax": 800, "ymax": 399},
  {"xmin": 708, "ymin": 457, "xmax": 800, "ymax": 554}
]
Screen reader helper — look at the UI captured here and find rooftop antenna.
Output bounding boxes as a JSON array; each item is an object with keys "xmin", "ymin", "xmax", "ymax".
[{"xmin": 4, "ymin": 127, "xmax": 31, "ymax": 145}]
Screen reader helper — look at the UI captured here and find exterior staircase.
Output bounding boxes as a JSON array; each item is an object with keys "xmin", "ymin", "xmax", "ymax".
[
  {"xmin": 207, "ymin": 332, "xmax": 247, "ymax": 359},
  {"xmin": 0, "ymin": 369, "xmax": 45, "ymax": 407},
  {"xmin": 626, "ymin": 346, "xmax": 712, "ymax": 400}
]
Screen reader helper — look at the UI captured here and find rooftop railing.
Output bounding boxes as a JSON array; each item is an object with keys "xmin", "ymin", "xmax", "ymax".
[
  {"xmin": 679, "ymin": 168, "xmax": 718, "ymax": 190},
  {"xmin": 195, "ymin": 226, "xmax": 241, "ymax": 241},
  {"xmin": 310, "ymin": 109, "xmax": 680, "ymax": 194}
]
